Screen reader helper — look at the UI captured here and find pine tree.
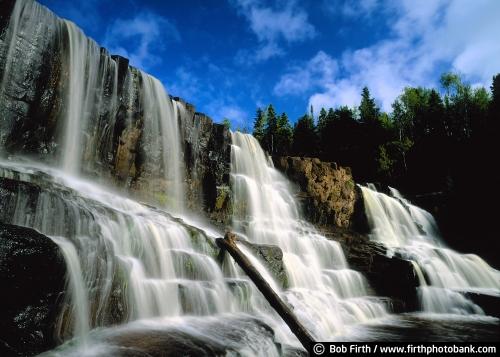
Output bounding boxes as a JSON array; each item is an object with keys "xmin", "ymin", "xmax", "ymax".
[
  {"xmin": 359, "ymin": 87, "xmax": 380, "ymax": 125},
  {"xmin": 489, "ymin": 74, "xmax": 500, "ymax": 128},
  {"xmin": 276, "ymin": 112, "xmax": 293, "ymax": 155},
  {"xmin": 292, "ymin": 114, "xmax": 317, "ymax": 156},
  {"xmin": 317, "ymin": 108, "xmax": 328, "ymax": 133},
  {"xmin": 252, "ymin": 108, "xmax": 266, "ymax": 143},
  {"xmin": 264, "ymin": 104, "xmax": 278, "ymax": 153}
]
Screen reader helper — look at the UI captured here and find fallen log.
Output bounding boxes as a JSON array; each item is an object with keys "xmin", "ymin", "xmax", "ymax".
[{"xmin": 216, "ymin": 232, "xmax": 315, "ymax": 350}]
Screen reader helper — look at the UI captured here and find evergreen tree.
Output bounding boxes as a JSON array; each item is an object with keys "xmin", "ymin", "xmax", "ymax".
[
  {"xmin": 317, "ymin": 108, "xmax": 328, "ymax": 133},
  {"xmin": 252, "ymin": 108, "xmax": 266, "ymax": 143},
  {"xmin": 292, "ymin": 114, "xmax": 317, "ymax": 156},
  {"xmin": 222, "ymin": 118, "xmax": 231, "ymax": 130},
  {"xmin": 490, "ymin": 74, "xmax": 500, "ymax": 121},
  {"xmin": 264, "ymin": 104, "xmax": 278, "ymax": 153},
  {"xmin": 489, "ymin": 74, "xmax": 500, "ymax": 134},
  {"xmin": 276, "ymin": 112, "xmax": 293, "ymax": 155},
  {"xmin": 253, "ymin": 108, "xmax": 265, "ymax": 139},
  {"xmin": 327, "ymin": 108, "xmax": 335, "ymax": 122},
  {"xmin": 359, "ymin": 87, "xmax": 380, "ymax": 125}
]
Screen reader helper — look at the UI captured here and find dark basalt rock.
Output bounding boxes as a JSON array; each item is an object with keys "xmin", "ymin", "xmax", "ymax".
[
  {"xmin": 0, "ymin": 222, "xmax": 66, "ymax": 357},
  {"xmin": 0, "ymin": 1, "xmax": 232, "ymax": 227},
  {"xmin": 239, "ymin": 240, "xmax": 289, "ymax": 289},
  {"xmin": 324, "ymin": 228, "xmax": 419, "ymax": 312},
  {"xmin": 462, "ymin": 291, "xmax": 500, "ymax": 318},
  {"xmin": 47, "ymin": 316, "xmax": 285, "ymax": 356},
  {"xmin": 181, "ymin": 108, "xmax": 232, "ymax": 223}
]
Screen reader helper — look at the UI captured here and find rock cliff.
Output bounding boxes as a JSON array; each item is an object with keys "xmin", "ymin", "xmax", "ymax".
[
  {"xmin": 0, "ymin": 0, "xmax": 231, "ymax": 222},
  {"xmin": 273, "ymin": 156, "xmax": 357, "ymax": 228}
]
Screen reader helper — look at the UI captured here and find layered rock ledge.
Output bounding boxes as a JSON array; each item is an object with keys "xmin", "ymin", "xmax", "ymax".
[{"xmin": 273, "ymin": 157, "xmax": 357, "ymax": 228}]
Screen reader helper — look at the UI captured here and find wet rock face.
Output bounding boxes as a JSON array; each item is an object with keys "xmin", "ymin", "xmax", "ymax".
[
  {"xmin": 463, "ymin": 292, "xmax": 500, "ymax": 318},
  {"xmin": 240, "ymin": 241, "xmax": 289, "ymax": 289},
  {"xmin": 0, "ymin": 222, "xmax": 66, "ymax": 357},
  {"xmin": 324, "ymin": 228, "xmax": 419, "ymax": 312},
  {"xmin": 0, "ymin": 1, "xmax": 232, "ymax": 223},
  {"xmin": 181, "ymin": 110, "xmax": 231, "ymax": 222},
  {"xmin": 0, "ymin": 0, "xmax": 62, "ymax": 157},
  {"xmin": 273, "ymin": 156, "xmax": 357, "ymax": 228},
  {"xmin": 47, "ymin": 316, "xmax": 284, "ymax": 356}
]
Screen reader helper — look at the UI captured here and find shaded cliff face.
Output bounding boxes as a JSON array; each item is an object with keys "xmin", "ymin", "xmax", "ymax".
[
  {"xmin": 273, "ymin": 156, "xmax": 357, "ymax": 228},
  {"xmin": 0, "ymin": 0, "xmax": 231, "ymax": 219},
  {"xmin": 0, "ymin": 222, "xmax": 66, "ymax": 356}
]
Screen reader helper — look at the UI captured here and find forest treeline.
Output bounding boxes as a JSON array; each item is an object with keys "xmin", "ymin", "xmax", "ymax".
[
  {"xmin": 249, "ymin": 73, "xmax": 499, "ymax": 195},
  {"xmin": 245, "ymin": 72, "xmax": 499, "ymax": 261}
]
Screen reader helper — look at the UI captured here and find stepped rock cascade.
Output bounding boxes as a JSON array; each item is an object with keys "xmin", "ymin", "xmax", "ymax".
[
  {"xmin": 0, "ymin": 1, "xmax": 285, "ymax": 354},
  {"xmin": 230, "ymin": 132, "xmax": 387, "ymax": 339},
  {"xmin": 2, "ymin": 0, "xmax": 498, "ymax": 355},
  {"xmin": 0, "ymin": 0, "xmax": 198, "ymax": 214},
  {"xmin": 360, "ymin": 184, "xmax": 500, "ymax": 314},
  {"xmin": 0, "ymin": 162, "xmax": 287, "ymax": 355}
]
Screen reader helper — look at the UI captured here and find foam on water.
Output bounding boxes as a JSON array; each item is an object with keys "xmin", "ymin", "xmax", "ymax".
[{"xmin": 360, "ymin": 184, "xmax": 500, "ymax": 314}]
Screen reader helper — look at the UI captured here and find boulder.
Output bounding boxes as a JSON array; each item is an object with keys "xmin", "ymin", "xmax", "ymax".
[
  {"xmin": 238, "ymin": 240, "xmax": 289, "ymax": 289},
  {"xmin": 0, "ymin": 222, "xmax": 66, "ymax": 356},
  {"xmin": 46, "ymin": 316, "xmax": 285, "ymax": 356},
  {"xmin": 324, "ymin": 228, "xmax": 419, "ymax": 312},
  {"xmin": 273, "ymin": 156, "xmax": 357, "ymax": 228},
  {"xmin": 462, "ymin": 291, "xmax": 500, "ymax": 318}
]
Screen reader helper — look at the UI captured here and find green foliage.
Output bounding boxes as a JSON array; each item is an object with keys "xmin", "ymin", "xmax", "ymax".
[
  {"xmin": 247, "ymin": 72, "xmax": 499, "ymax": 193},
  {"xmin": 222, "ymin": 118, "xmax": 231, "ymax": 130},
  {"xmin": 359, "ymin": 87, "xmax": 380, "ymax": 124},
  {"xmin": 317, "ymin": 108, "xmax": 328, "ymax": 133},
  {"xmin": 276, "ymin": 112, "xmax": 293, "ymax": 155},
  {"xmin": 292, "ymin": 114, "xmax": 317, "ymax": 156},
  {"xmin": 376, "ymin": 145, "xmax": 394, "ymax": 177},
  {"xmin": 253, "ymin": 108, "xmax": 266, "ymax": 142},
  {"xmin": 491, "ymin": 74, "xmax": 500, "ymax": 116},
  {"xmin": 264, "ymin": 104, "xmax": 278, "ymax": 153}
]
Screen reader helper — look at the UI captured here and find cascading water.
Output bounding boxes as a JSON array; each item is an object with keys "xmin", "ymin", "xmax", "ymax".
[
  {"xmin": 360, "ymin": 184, "xmax": 500, "ymax": 314},
  {"xmin": 0, "ymin": 0, "xmax": 185, "ymax": 212},
  {"xmin": 230, "ymin": 132, "xmax": 387, "ymax": 339},
  {"xmin": 0, "ymin": 1, "xmax": 286, "ymax": 354},
  {"xmin": 140, "ymin": 74, "xmax": 185, "ymax": 213},
  {"xmin": 60, "ymin": 21, "xmax": 104, "ymax": 174},
  {"xmin": 2, "ymin": 0, "xmax": 497, "ymax": 355},
  {"xmin": 0, "ymin": 162, "xmax": 285, "ymax": 355}
]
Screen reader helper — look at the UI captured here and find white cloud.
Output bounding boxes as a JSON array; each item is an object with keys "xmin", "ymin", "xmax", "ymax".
[
  {"xmin": 104, "ymin": 12, "xmax": 180, "ymax": 70},
  {"xmin": 327, "ymin": 0, "xmax": 380, "ymax": 18},
  {"xmin": 232, "ymin": 0, "xmax": 316, "ymax": 62},
  {"xmin": 277, "ymin": 0, "xmax": 500, "ymax": 113},
  {"xmin": 209, "ymin": 103, "xmax": 249, "ymax": 128},
  {"xmin": 274, "ymin": 51, "xmax": 338, "ymax": 96}
]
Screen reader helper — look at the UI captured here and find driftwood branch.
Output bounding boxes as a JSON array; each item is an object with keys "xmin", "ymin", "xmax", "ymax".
[{"xmin": 216, "ymin": 232, "xmax": 315, "ymax": 350}]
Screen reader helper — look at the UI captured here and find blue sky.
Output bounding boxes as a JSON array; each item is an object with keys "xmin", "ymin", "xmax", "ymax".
[{"xmin": 39, "ymin": 0, "xmax": 500, "ymax": 129}]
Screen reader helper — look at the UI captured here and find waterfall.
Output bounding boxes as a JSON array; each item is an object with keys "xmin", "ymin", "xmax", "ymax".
[
  {"xmin": 0, "ymin": 0, "xmax": 185, "ymax": 211},
  {"xmin": 359, "ymin": 184, "xmax": 500, "ymax": 314},
  {"xmin": 4, "ymin": 0, "xmax": 498, "ymax": 354},
  {"xmin": 140, "ymin": 74, "xmax": 185, "ymax": 213},
  {"xmin": 60, "ymin": 21, "xmax": 104, "ymax": 174},
  {"xmin": 230, "ymin": 132, "xmax": 387, "ymax": 339},
  {"xmin": 0, "ymin": 162, "xmax": 284, "ymax": 355}
]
